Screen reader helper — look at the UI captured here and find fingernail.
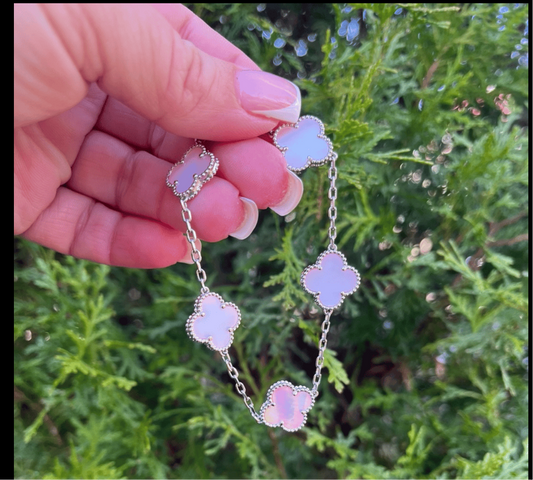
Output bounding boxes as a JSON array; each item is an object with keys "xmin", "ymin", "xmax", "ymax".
[
  {"xmin": 229, "ymin": 198, "xmax": 259, "ymax": 240},
  {"xmin": 270, "ymin": 171, "xmax": 304, "ymax": 216},
  {"xmin": 235, "ymin": 70, "xmax": 301, "ymax": 123},
  {"xmin": 181, "ymin": 238, "xmax": 202, "ymax": 264}
]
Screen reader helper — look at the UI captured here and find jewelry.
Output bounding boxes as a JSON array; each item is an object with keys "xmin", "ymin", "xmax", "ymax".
[{"xmin": 166, "ymin": 116, "xmax": 360, "ymax": 432}]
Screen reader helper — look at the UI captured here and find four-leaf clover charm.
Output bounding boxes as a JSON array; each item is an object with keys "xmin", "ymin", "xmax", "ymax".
[
  {"xmin": 166, "ymin": 143, "xmax": 218, "ymax": 201},
  {"xmin": 186, "ymin": 292, "xmax": 241, "ymax": 351},
  {"xmin": 171, "ymin": 114, "xmax": 360, "ymax": 432},
  {"xmin": 272, "ymin": 116, "xmax": 334, "ymax": 173},
  {"xmin": 260, "ymin": 381, "xmax": 314, "ymax": 432},
  {"xmin": 301, "ymin": 250, "xmax": 360, "ymax": 310}
]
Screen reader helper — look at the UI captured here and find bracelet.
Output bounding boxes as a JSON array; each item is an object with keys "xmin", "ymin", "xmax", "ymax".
[{"xmin": 166, "ymin": 116, "xmax": 360, "ymax": 432}]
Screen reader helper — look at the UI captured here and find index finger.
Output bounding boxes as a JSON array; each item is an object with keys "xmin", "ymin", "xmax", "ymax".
[{"xmin": 151, "ymin": 4, "xmax": 259, "ymax": 70}]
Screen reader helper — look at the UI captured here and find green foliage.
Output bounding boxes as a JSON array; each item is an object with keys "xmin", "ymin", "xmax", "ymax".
[
  {"xmin": 262, "ymin": 225, "xmax": 308, "ymax": 309},
  {"xmin": 15, "ymin": 3, "xmax": 528, "ymax": 479}
]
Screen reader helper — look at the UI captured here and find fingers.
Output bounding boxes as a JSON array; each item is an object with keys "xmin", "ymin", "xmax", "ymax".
[
  {"xmin": 14, "ymin": 124, "xmax": 72, "ymax": 235},
  {"xmin": 66, "ymin": 130, "xmax": 243, "ymax": 242},
  {"xmin": 66, "ymin": 130, "xmax": 299, "ymax": 242},
  {"xmin": 14, "ymin": 83, "xmax": 108, "ymax": 235},
  {"xmin": 210, "ymin": 138, "xmax": 304, "ymax": 214},
  {"xmin": 150, "ymin": 4, "xmax": 258, "ymax": 70},
  {"xmin": 95, "ymin": 97, "xmax": 303, "ymax": 214},
  {"xmin": 15, "ymin": 4, "xmax": 301, "ymax": 139},
  {"xmin": 95, "ymin": 95, "xmax": 195, "ymax": 163},
  {"xmin": 21, "ymin": 188, "xmax": 196, "ymax": 269}
]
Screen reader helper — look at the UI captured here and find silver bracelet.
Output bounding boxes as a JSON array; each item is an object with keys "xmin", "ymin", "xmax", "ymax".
[{"xmin": 166, "ymin": 116, "xmax": 360, "ymax": 432}]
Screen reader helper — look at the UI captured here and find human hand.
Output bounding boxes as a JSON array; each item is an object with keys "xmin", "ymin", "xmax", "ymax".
[{"xmin": 14, "ymin": 3, "xmax": 303, "ymax": 268}]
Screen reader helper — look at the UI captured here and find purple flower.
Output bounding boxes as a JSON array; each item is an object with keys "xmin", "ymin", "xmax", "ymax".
[
  {"xmin": 186, "ymin": 293, "xmax": 241, "ymax": 351},
  {"xmin": 301, "ymin": 250, "xmax": 360, "ymax": 310}
]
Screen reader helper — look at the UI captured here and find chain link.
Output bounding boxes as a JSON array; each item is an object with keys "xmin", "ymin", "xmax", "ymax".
[
  {"xmin": 220, "ymin": 350, "xmax": 263, "ymax": 423},
  {"xmin": 311, "ymin": 310, "xmax": 332, "ymax": 397},
  {"xmin": 327, "ymin": 152, "xmax": 338, "ymax": 250},
  {"xmin": 180, "ymin": 199, "xmax": 209, "ymax": 293}
]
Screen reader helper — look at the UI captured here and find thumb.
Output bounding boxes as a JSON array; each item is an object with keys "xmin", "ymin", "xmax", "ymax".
[{"xmin": 14, "ymin": 4, "xmax": 301, "ymax": 141}]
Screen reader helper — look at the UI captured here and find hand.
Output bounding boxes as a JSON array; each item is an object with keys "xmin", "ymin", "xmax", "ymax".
[{"xmin": 14, "ymin": 4, "xmax": 303, "ymax": 268}]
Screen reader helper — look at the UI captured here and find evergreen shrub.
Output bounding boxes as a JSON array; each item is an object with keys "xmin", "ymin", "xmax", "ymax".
[{"xmin": 14, "ymin": 3, "xmax": 529, "ymax": 479}]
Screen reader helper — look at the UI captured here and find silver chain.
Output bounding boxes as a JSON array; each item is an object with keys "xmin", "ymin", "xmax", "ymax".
[
  {"xmin": 180, "ymin": 198, "xmax": 260, "ymax": 422},
  {"xmin": 327, "ymin": 152, "xmax": 338, "ymax": 251},
  {"xmin": 176, "ymin": 148, "xmax": 341, "ymax": 424},
  {"xmin": 220, "ymin": 350, "xmax": 263, "ymax": 423},
  {"xmin": 180, "ymin": 198, "xmax": 209, "ymax": 293},
  {"xmin": 312, "ymin": 152, "xmax": 338, "ymax": 395},
  {"xmin": 311, "ymin": 310, "xmax": 332, "ymax": 397},
  {"xmin": 313, "ymin": 154, "xmax": 337, "ymax": 395}
]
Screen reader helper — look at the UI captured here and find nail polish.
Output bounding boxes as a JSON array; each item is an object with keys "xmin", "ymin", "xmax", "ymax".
[
  {"xmin": 229, "ymin": 198, "xmax": 259, "ymax": 240},
  {"xmin": 270, "ymin": 171, "xmax": 304, "ymax": 216},
  {"xmin": 235, "ymin": 70, "xmax": 301, "ymax": 123}
]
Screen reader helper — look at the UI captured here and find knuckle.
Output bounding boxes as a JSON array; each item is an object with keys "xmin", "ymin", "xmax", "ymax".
[
  {"xmin": 115, "ymin": 149, "xmax": 141, "ymax": 210},
  {"xmin": 169, "ymin": 42, "xmax": 214, "ymax": 119}
]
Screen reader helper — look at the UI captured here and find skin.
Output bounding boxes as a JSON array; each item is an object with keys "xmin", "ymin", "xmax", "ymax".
[{"xmin": 14, "ymin": 3, "xmax": 291, "ymax": 268}]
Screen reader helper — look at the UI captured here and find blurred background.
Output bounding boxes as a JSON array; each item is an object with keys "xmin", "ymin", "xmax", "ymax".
[{"xmin": 14, "ymin": 3, "xmax": 529, "ymax": 479}]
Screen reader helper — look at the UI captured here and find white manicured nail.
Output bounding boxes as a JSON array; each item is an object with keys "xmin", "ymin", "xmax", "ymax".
[
  {"xmin": 229, "ymin": 198, "xmax": 259, "ymax": 240},
  {"xmin": 270, "ymin": 171, "xmax": 304, "ymax": 216},
  {"xmin": 235, "ymin": 70, "xmax": 302, "ymax": 123}
]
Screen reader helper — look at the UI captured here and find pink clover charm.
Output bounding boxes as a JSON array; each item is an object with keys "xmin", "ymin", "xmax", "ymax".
[
  {"xmin": 301, "ymin": 250, "xmax": 360, "ymax": 310},
  {"xmin": 260, "ymin": 381, "xmax": 314, "ymax": 432},
  {"xmin": 272, "ymin": 115, "xmax": 334, "ymax": 173},
  {"xmin": 186, "ymin": 292, "xmax": 241, "ymax": 351},
  {"xmin": 166, "ymin": 143, "xmax": 218, "ymax": 201}
]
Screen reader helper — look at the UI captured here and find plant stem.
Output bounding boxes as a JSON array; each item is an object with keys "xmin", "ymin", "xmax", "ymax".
[
  {"xmin": 268, "ymin": 429, "xmax": 288, "ymax": 479},
  {"xmin": 233, "ymin": 342, "xmax": 261, "ymax": 398}
]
